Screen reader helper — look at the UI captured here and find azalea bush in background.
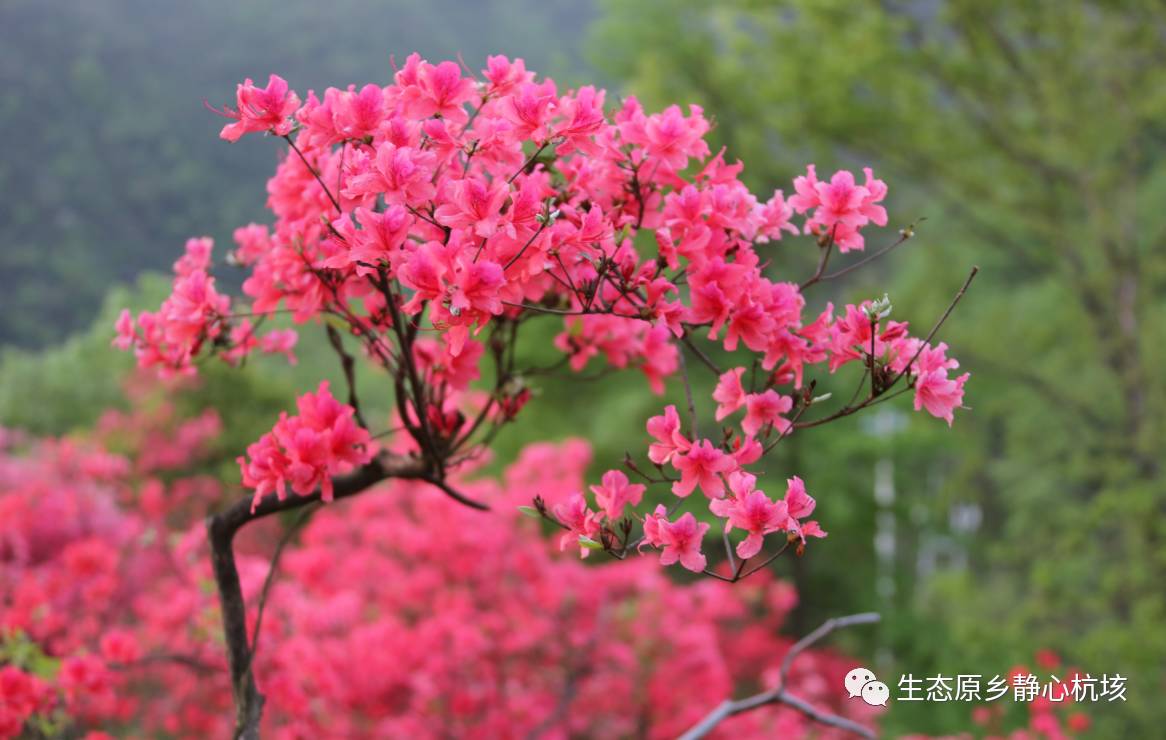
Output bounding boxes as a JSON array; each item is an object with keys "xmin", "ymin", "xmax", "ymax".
[
  {"xmin": 0, "ymin": 385, "xmax": 877, "ymax": 738},
  {"xmin": 106, "ymin": 53, "xmax": 974, "ymax": 735}
]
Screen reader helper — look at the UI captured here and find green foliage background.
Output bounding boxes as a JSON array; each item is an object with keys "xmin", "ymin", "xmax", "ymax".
[
  {"xmin": 592, "ymin": 0, "xmax": 1166, "ymax": 735},
  {"xmin": 2, "ymin": 0, "xmax": 1163, "ymax": 736}
]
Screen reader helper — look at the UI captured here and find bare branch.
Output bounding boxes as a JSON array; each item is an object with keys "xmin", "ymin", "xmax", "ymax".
[
  {"xmin": 678, "ymin": 612, "xmax": 881, "ymax": 740},
  {"xmin": 282, "ymin": 134, "xmax": 342, "ymax": 214},
  {"xmin": 820, "ymin": 220, "xmax": 923, "ymax": 282},
  {"xmin": 326, "ymin": 324, "xmax": 368, "ymax": 430},
  {"xmin": 890, "ymin": 265, "xmax": 980, "ymax": 387},
  {"xmin": 798, "ymin": 227, "xmax": 837, "ymax": 290},
  {"xmin": 677, "ymin": 343, "xmax": 699, "ymax": 439}
]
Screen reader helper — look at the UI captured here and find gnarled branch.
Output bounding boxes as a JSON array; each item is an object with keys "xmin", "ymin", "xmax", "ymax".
[{"xmin": 206, "ymin": 452, "xmax": 486, "ymax": 739}]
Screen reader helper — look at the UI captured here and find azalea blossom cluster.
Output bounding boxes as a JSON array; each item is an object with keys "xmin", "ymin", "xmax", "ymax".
[
  {"xmin": 110, "ymin": 54, "xmax": 973, "ymax": 734},
  {"xmin": 116, "ymin": 55, "xmax": 967, "ymax": 570},
  {"xmin": 0, "ymin": 412, "xmax": 232, "ymax": 738},
  {"xmin": 237, "ymin": 381, "xmax": 374, "ymax": 510},
  {"xmin": 114, "ymin": 237, "xmax": 298, "ymax": 377},
  {"xmin": 0, "ymin": 400, "xmax": 878, "ymax": 738}
]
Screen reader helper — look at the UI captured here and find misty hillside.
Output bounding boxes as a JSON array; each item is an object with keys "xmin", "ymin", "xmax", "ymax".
[{"xmin": 0, "ymin": 0, "xmax": 595, "ymax": 346}]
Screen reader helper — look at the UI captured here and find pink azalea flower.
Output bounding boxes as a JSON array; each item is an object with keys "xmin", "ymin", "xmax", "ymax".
[
  {"xmin": 589, "ymin": 470, "xmax": 645, "ymax": 521},
  {"xmin": 398, "ymin": 57, "xmax": 477, "ymax": 121},
  {"xmin": 672, "ymin": 439, "xmax": 735, "ymax": 498},
  {"xmin": 643, "ymin": 104, "xmax": 711, "ymax": 170},
  {"xmin": 434, "ymin": 177, "xmax": 511, "ymax": 238},
  {"xmin": 656, "ymin": 512, "xmax": 709, "ymax": 573},
  {"xmin": 218, "ymin": 75, "xmax": 301, "ymax": 142},
  {"xmin": 498, "ymin": 80, "xmax": 558, "ymax": 141},
  {"xmin": 343, "ymin": 142, "xmax": 437, "ymax": 205},
  {"xmin": 333, "ymin": 83, "xmax": 389, "ymax": 139},
  {"xmin": 482, "ymin": 55, "xmax": 532, "ymax": 96},
  {"xmin": 641, "ymin": 503, "xmax": 669, "ymax": 549},
  {"xmin": 716, "ymin": 478, "xmax": 789, "ymax": 560},
  {"xmin": 783, "ymin": 476, "xmax": 828, "ymax": 543},
  {"xmin": 730, "ymin": 436, "xmax": 763, "ymax": 466},
  {"xmin": 914, "ymin": 370, "xmax": 970, "ymax": 426},
  {"xmin": 646, "ymin": 405, "xmax": 690, "ymax": 465},
  {"xmin": 788, "ymin": 165, "xmax": 888, "ymax": 252},
  {"xmin": 712, "ymin": 367, "xmax": 747, "ymax": 421},
  {"xmin": 238, "ymin": 382, "xmax": 374, "ymax": 510},
  {"xmin": 553, "ymin": 85, "xmax": 607, "ymax": 155},
  {"xmin": 741, "ymin": 390, "xmax": 793, "ymax": 437},
  {"xmin": 553, "ymin": 493, "xmax": 601, "ymax": 558},
  {"xmin": 783, "ymin": 476, "xmax": 816, "ymax": 519},
  {"xmin": 757, "ymin": 189, "xmax": 798, "ymax": 242}
]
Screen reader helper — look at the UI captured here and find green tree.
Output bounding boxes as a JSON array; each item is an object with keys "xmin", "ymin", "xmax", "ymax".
[{"xmin": 593, "ymin": 0, "xmax": 1166, "ymax": 734}]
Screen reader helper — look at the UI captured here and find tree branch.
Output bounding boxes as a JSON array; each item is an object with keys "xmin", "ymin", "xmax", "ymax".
[
  {"xmin": 206, "ymin": 453, "xmax": 486, "ymax": 739},
  {"xmin": 678, "ymin": 612, "xmax": 881, "ymax": 740},
  {"xmin": 326, "ymin": 324, "xmax": 368, "ymax": 430}
]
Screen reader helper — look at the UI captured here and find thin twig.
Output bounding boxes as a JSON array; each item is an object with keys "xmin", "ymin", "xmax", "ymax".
[
  {"xmin": 819, "ymin": 220, "xmax": 924, "ymax": 282},
  {"xmin": 798, "ymin": 227, "xmax": 837, "ymax": 290},
  {"xmin": 326, "ymin": 324, "xmax": 369, "ymax": 430},
  {"xmin": 680, "ymin": 332, "xmax": 722, "ymax": 375},
  {"xmin": 248, "ymin": 504, "xmax": 320, "ymax": 661},
  {"xmin": 890, "ymin": 265, "xmax": 979, "ymax": 387},
  {"xmin": 283, "ymin": 135, "xmax": 342, "ymax": 213},
  {"xmin": 677, "ymin": 344, "xmax": 700, "ymax": 439},
  {"xmin": 508, "ymin": 139, "xmax": 555, "ymax": 184},
  {"xmin": 504, "ymin": 220, "xmax": 550, "ymax": 270},
  {"xmin": 739, "ymin": 540, "xmax": 791, "ymax": 579}
]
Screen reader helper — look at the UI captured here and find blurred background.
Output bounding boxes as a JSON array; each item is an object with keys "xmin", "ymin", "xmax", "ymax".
[{"xmin": 1, "ymin": 0, "xmax": 1163, "ymax": 735}]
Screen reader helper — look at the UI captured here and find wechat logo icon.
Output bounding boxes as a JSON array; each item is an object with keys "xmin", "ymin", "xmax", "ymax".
[{"xmin": 845, "ymin": 667, "xmax": 889, "ymax": 707}]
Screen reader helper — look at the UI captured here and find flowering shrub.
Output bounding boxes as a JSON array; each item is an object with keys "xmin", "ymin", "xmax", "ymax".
[
  {"xmin": 1, "ymin": 409, "xmax": 878, "ymax": 738},
  {"xmin": 110, "ymin": 53, "xmax": 975, "ymax": 734},
  {"xmin": 0, "ymin": 409, "xmax": 230, "ymax": 738}
]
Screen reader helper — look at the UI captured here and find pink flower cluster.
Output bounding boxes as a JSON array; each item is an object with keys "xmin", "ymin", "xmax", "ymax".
[
  {"xmin": 0, "ymin": 415, "xmax": 231, "ymax": 738},
  {"xmin": 237, "ymin": 382, "xmax": 374, "ymax": 510},
  {"xmin": 559, "ymin": 403, "xmax": 827, "ymax": 574},
  {"xmin": 118, "ymin": 53, "xmax": 969, "ymax": 598},
  {"xmin": 789, "ymin": 165, "xmax": 888, "ymax": 252},
  {"xmin": 114, "ymin": 238, "xmax": 297, "ymax": 375},
  {"xmin": 0, "ymin": 666, "xmax": 52, "ymax": 738},
  {"xmin": 126, "ymin": 53, "xmax": 952, "ymax": 393},
  {"xmin": 1, "ymin": 410, "xmax": 877, "ymax": 738}
]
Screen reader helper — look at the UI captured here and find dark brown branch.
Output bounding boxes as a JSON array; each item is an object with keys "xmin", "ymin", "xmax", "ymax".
[
  {"xmin": 326, "ymin": 324, "xmax": 368, "ymax": 430},
  {"xmin": 206, "ymin": 453, "xmax": 486, "ymax": 739},
  {"xmin": 677, "ymin": 344, "xmax": 699, "ymax": 439},
  {"xmin": 282, "ymin": 135, "xmax": 342, "ymax": 214},
  {"xmin": 798, "ymin": 227, "xmax": 837, "ymax": 290},
  {"xmin": 678, "ymin": 612, "xmax": 881, "ymax": 740}
]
